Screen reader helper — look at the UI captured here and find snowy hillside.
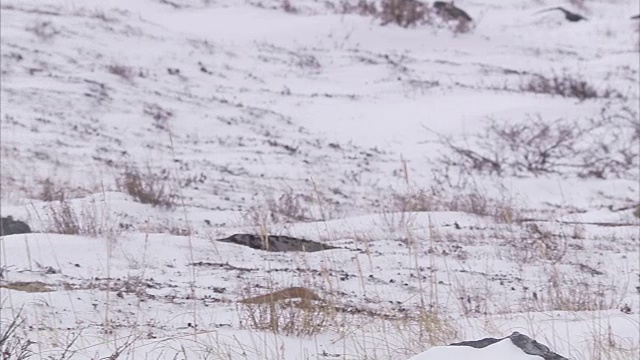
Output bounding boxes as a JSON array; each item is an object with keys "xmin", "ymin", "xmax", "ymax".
[{"xmin": 1, "ymin": 0, "xmax": 639, "ymax": 359}]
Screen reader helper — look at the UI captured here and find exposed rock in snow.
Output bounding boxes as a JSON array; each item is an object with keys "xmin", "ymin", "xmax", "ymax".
[
  {"xmin": 407, "ymin": 332, "xmax": 567, "ymax": 360},
  {"xmin": 216, "ymin": 233, "xmax": 339, "ymax": 252},
  {"xmin": 0, "ymin": 216, "xmax": 31, "ymax": 236}
]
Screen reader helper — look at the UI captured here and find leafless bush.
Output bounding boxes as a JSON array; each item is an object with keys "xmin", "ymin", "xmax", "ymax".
[
  {"xmin": 281, "ymin": 0, "xmax": 298, "ymax": 13},
  {"xmin": 294, "ymin": 53, "xmax": 321, "ymax": 70},
  {"xmin": 542, "ymin": 269, "xmax": 622, "ymax": 312},
  {"xmin": 520, "ymin": 72, "xmax": 618, "ymax": 100},
  {"xmin": 393, "ymin": 309, "xmax": 458, "ymax": 347},
  {"xmin": 379, "ymin": 0, "xmax": 430, "ymax": 28},
  {"xmin": 505, "ymin": 223, "xmax": 567, "ymax": 265},
  {"xmin": 441, "ymin": 190, "xmax": 519, "ymax": 223},
  {"xmin": 143, "ymin": 103, "xmax": 174, "ymax": 131},
  {"xmin": 117, "ymin": 165, "xmax": 178, "ymax": 209},
  {"xmin": 240, "ymin": 298, "xmax": 336, "ymax": 337},
  {"xmin": 635, "ymin": 21, "xmax": 640, "ymax": 52},
  {"xmin": 431, "ymin": 1, "xmax": 474, "ymax": 34},
  {"xmin": 245, "ymin": 189, "xmax": 316, "ymax": 225},
  {"xmin": 391, "ymin": 188, "xmax": 439, "ymax": 212},
  {"xmin": 25, "ymin": 21, "xmax": 60, "ymax": 41},
  {"xmin": 387, "ymin": 185, "xmax": 520, "ymax": 223},
  {"xmin": 47, "ymin": 198, "xmax": 82, "ymax": 235},
  {"xmin": 0, "ymin": 309, "xmax": 34, "ymax": 360},
  {"xmin": 38, "ymin": 178, "xmax": 65, "ymax": 201},
  {"xmin": 433, "ymin": 105, "xmax": 639, "ymax": 179},
  {"xmin": 567, "ymin": 0, "xmax": 587, "ymax": 12},
  {"xmin": 46, "ymin": 196, "xmax": 119, "ymax": 237},
  {"xmin": 448, "ymin": 18, "xmax": 472, "ymax": 34},
  {"xmin": 106, "ymin": 64, "xmax": 137, "ymax": 82},
  {"xmin": 338, "ymin": 0, "xmax": 378, "ymax": 16}
]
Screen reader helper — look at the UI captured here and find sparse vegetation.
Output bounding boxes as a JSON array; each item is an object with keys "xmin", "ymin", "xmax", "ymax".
[
  {"xmin": 244, "ymin": 188, "xmax": 321, "ymax": 226},
  {"xmin": 107, "ymin": 64, "xmax": 137, "ymax": 82},
  {"xmin": 240, "ymin": 291, "xmax": 335, "ymax": 337},
  {"xmin": 280, "ymin": 0, "xmax": 298, "ymax": 13},
  {"xmin": 38, "ymin": 177, "xmax": 65, "ymax": 201},
  {"xmin": 0, "ymin": 308, "xmax": 34, "ymax": 360},
  {"xmin": 337, "ymin": 0, "xmax": 472, "ymax": 33},
  {"xmin": 46, "ymin": 195, "xmax": 119, "ymax": 237},
  {"xmin": 25, "ymin": 20, "xmax": 59, "ymax": 41},
  {"xmin": 386, "ymin": 185, "xmax": 520, "ymax": 223},
  {"xmin": 2, "ymin": 0, "xmax": 638, "ymax": 359},
  {"xmin": 379, "ymin": 0, "xmax": 430, "ymax": 28},
  {"xmin": 338, "ymin": 0, "xmax": 377, "ymax": 16},
  {"xmin": 143, "ymin": 103, "xmax": 174, "ymax": 131},
  {"xmin": 520, "ymin": 72, "xmax": 619, "ymax": 100},
  {"xmin": 432, "ymin": 104, "xmax": 639, "ymax": 179},
  {"xmin": 117, "ymin": 165, "xmax": 179, "ymax": 208}
]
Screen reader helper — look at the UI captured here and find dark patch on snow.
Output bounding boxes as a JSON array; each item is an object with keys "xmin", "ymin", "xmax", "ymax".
[
  {"xmin": 216, "ymin": 233, "xmax": 339, "ymax": 252},
  {"xmin": 1, "ymin": 216, "xmax": 31, "ymax": 236},
  {"xmin": 451, "ymin": 332, "xmax": 568, "ymax": 360},
  {"xmin": 451, "ymin": 335, "xmax": 506, "ymax": 348}
]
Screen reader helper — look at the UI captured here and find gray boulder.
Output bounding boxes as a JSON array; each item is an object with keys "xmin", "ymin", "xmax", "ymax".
[
  {"xmin": 216, "ymin": 233, "xmax": 338, "ymax": 252},
  {"xmin": 451, "ymin": 332, "xmax": 568, "ymax": 360},
  {"xmin": 1, "ymin": 216, "xmax": 32, "ymax": 236}
]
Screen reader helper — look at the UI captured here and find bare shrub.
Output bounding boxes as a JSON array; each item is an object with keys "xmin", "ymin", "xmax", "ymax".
[
  {"xmin": 585, "ymin": 325, "xmax": 640, "ymax": 360},
  {"xmin": 143, "ymin": 103, "xmax": 174, "ymax": 131},
  {"xmin": 281, "ymin": 0, "xmax": 297, "ymax": 13},
  {"xmin": 379, "ymin": 0, "xmax": 429, "ymax": 28},
  {"xmin": 542, "ymin": 268, "xmax": 622, "ymax": 312},
  {"xmin": 505, "ymin": 223, "xmax": 567, "ymax": 265},
  {"xmin": 449, "ymin": 19, "xmax": 472, "ymax": 34},
  {"xmin": 0, "ymin": 308, "xmax": 34, "ymax": 360},
  {"xmin": 391, "ymin": 188, "xmax": 439, "ymax": 212},
  {"xmin": 266, "ymin": 191, "xmax": 314, "ymax": 222},
  {"xmin": 431, "ymin": 1, "xmax": 473, "ymax": 34},
  {"xmin": 636, "ymin": 21, "xmax": 640, "ymax": 52},
  {"xmin": 106, "ymin": 64, "xmax": 137, "ymax": 82},
  {"xmin": 38, "ymin": 178, "xmax": 65, "ymax": 201},
  {"xmin": 244, "ymin": 188, "xmax": 334, "ymax": 228},
  {"xmin": 117, "ymin": 165, "xmax": 178, "ymax": 209},
  {"xmin": 433, "ymin": 105, "xmax": 639, "ymax": 179},
  {"xmin": 441, "ymin": 190, "xmax": 519, "ymax": 223},
  {"xmin": 338, "ymin": 0, "xmax": 378, "ymax": 16},
  {"xmin": 243, "ymin": 188, "xmax": 320, "ymax": 227},
  {"xmin": 386, "ymin": 185, "xmax": 520, "ymax": 223},
  {"xmin": 25, "ymin": 21, "xmax": 60, "ymax": 41},
  {"xmin": 567, "ymin": 0, "xmax": 588, "ymax": 12},
  {"xmin": 47, "ymin": 198, "xmax": 82, "ymax": 235},
  {"xmin": 520, "ymin": 72, "xmax": 618, "ymax": 100},
  {"xmin": 46, "ymin": 196, "xmax": 119, "ymax": 237},
  {"xmin": 239, "ymin": 290, "xmax": 335, "ymax": 337},
  {"xmin": 392, "ymin": 309, "xmax": 459, "ymax": 348}
]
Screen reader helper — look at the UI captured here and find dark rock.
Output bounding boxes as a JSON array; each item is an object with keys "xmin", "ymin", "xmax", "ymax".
[
  {"xmin": 433, "ymin": 1, "xmax": 473, "ymax": 22},
  {"xmin": 451, "ymin": 335, "xmax": 505, "ymax": 348},
  {"xmin": 451, "ymin": 332, "xmax": 568, "ymax": 360},
  {"xmin": 509, "ymin": 332, "xmax": 568, "ymax": 360},
  {"xmin": 216, "ymin": 233, "xmax": 338, "ymax": 252},
  {"xmin": 536, "ymin": 7, "xmax": 587, "ymax": 22},
  {"xmin": 1, "ymin": 216, "xmax": 32, "ymax": 236}
]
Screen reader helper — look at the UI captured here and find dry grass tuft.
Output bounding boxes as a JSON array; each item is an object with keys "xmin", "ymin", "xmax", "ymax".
[
  {"xmin": 520, "ymin": 72, "xmax": 618, "ymax": 101},
  {"xmin": 117, "ymin": 165, "xmax": 178, "ymax": 209},
  {"xmin": 239, "ymin": 288, "xmax": 336, "ymax": 337}
]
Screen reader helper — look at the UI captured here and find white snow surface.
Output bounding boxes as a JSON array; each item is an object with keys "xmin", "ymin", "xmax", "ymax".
[
  {"xmin": 1, "ymin": 0, "xmax": 639, "ymax": 359},
  {"xmin": 407, "ymin": 338, "xmax": 541, "ymax": 360}
]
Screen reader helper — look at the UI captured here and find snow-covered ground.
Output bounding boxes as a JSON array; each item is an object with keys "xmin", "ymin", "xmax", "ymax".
[{"xmin": 1, "ymin": 0, "xmax": 639, "ymax": 359}]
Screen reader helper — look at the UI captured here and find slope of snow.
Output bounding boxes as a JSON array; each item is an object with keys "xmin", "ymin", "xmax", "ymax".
[
  {"xmin": 408, "ymin": 339, "xmax": 541, "ymax": 360},
  {"xmin": 1, "ymin": 0, "xmax": 639, "ymax": 359}
]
